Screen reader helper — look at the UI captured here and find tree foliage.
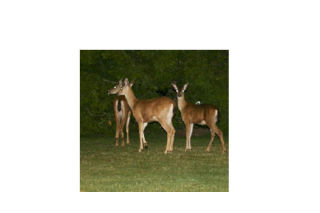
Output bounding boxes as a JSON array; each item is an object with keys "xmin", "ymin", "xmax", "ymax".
[{"xmin": 80, "ymin": 50, "xmax": 228, "ymax": 136}]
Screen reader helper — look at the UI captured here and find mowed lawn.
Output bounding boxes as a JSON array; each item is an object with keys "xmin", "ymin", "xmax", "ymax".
[{"xmin": 80, "ymin": 128, "xmax": 229, "ymax": 192}]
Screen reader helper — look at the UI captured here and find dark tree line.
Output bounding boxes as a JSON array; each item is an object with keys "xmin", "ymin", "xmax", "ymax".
[{"xmin": 80, "ymin": 50, "xmax": 228, "ymax": 136}]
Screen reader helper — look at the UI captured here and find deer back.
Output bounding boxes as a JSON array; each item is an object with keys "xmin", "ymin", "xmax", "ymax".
[
  {"xmin": 182, "ymin": 103, "xmax": 218, "ymax": 124},
  {"xmin": 133, "ymin": 96, "xmax": 175, "ymax": 122}
]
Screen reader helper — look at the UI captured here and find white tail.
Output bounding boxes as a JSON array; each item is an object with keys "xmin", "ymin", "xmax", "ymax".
[
  {"xmin": 109, "ymin": 78, "xmax": 176, "ymax": 154},
  {"xmin": 172, "ymin": 83, "xmax": 226, "ymax": 153}
]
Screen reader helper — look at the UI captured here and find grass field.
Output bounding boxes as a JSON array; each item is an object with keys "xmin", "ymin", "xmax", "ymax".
[{"xmin": 80, "ymin": 128, "xmax": 229, "ymax": 192}]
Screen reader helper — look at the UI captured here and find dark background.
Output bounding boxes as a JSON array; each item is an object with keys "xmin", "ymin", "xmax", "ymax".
[{"xmin": 80, "ymin": 50, "xmax": 228, "ymax": 136}]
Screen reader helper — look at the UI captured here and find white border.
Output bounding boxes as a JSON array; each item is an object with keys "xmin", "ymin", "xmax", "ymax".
[{"xmin": 1, "ymin": 0, "xmax": 320, "ymax": 212}]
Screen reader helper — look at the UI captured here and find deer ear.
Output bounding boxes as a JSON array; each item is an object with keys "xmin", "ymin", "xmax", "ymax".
[
  {"xmin": 124, "ymin": 78, "xmax": 129, "ymax": 85},
  {"xmin": 172, "ymin": 83, "xmax": 179, "ymax": 93},
  {"xmin": 182, "ymin": 83, "xmax": 189, "ymax": 92},
  {"xmin": 129, "ymin": 80, "xmax": 134, "ymax": 87}
]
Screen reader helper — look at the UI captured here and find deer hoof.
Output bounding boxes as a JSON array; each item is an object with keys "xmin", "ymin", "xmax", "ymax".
[
  {"xmin": 115, "ymin": 143, "xmax": 119, "ymax": 147},
  {"xmin": 139, "ymin": 149, "xmax": 143, "ymax": 152}
]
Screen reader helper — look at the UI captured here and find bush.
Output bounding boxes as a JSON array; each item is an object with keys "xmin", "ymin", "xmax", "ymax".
[{"xmin": 80, "ymin": 50, "xmax": 228, "ymax": 136}]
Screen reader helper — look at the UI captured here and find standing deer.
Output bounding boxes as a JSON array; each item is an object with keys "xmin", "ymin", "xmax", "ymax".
[
  {"xmin": 108, "ymin": 80, "xmax": 133, "ymax": 147},
  {"xmin": 172, "ymin": 83, "xmax": 226, "ymax": 153},
  {"xmin": 108, "ymin": 78, "xmax": 176, "ymax": 154}
]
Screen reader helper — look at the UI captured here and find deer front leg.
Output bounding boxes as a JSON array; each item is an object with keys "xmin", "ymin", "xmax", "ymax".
[
  {"xmin": 185, "ymin": 123, "xmax": 193, "ymax": 151},
  {"xmin": 185, "ymin": 123, "xmax": 190, "ymax": 151}
]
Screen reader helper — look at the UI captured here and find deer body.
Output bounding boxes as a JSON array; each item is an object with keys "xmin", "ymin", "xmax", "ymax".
[
  {"xmin": 130, "ymin": 97, "xmax": 174, "ymax": 122},
  {"xmin": 179, "ymin": 104, "xmax": 218, "ymax": 126},
  {"xmin": 173, "ymin": 83, "xmax": 226, "ymax": 153},
  {"xmin": 109, "ymin": 79, "xmax": 176, "ymax": 153},
  {"xmin": 113, "ymin": 95, "xmax": 131, "ymax": 147}
]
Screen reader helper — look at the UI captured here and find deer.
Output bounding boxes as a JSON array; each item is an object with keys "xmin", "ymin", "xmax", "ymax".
[
  {"xmin": 108, "ymin": 78, "xmax": 176, "ymax": 154},
  {"xmin": 108, "ymin": 80, "xmax": 133, "ymax": 147},
  {"xmin": 172, "ymin": 83, "xmax": 226, "ymax": 153}
]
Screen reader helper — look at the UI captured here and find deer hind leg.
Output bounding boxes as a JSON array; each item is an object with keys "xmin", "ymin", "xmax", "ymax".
[
  {"xmin": 158, "ymin": 120, "xmax": 174, "ymax": 154},
  {"xmin": 212, "ymin": 125, "xmax": 226, "ymax": 153},
  {"xmin": 188, "ymin": 124, "xmax": 194, "ymax": 150},
  {"xmin": 206, "ymin": 128, "xmax": 216, "ymax": 152},
  {"xmin": 125, "ymin": 111, "xmax": 131, "ymax": 144},
  {"xmin": 166, "ymin": 126, "xmax": 175, "ymax": 153},
  {"xmin": 119, "ymin": 114, "xmax": 126, "ymax": 147},
  {"xmin": 115, "ymin": 119, "xmax": 120, "ymax": 147},
  {"xmin": 167, "ymin": 105, "xmax": 175, "ymax": 152},
  {"xmin": 142, "ymin": 123, "xmax": 148, "ymax": 148},
  {"xmin": 138, "ymin": 122, "xmax": 144, "ymax": 152},
  {"xmin": 169, "ymin": 122, "xmax": 175, "ymax": 152},
  {"xmin": 120, "ymin": 126, "xmax": 125, "ymax": 147}
]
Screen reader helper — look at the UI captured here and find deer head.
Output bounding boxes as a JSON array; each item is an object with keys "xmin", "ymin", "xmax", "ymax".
[
  {"xmin": 172, "ymin": 82, "xmax": 189, "ymax": 99},
  {"xmin": 108, "ymin": 79, "xmax": 134, "ymax": 95}
]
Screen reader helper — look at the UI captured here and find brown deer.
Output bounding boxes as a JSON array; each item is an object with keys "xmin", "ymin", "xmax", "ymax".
[
  {"xmin": 108, "ymin": 80, "xmax": 133, "ymax": 147},
  {"xmin": 172, "ymin": 83, "xmax": 226, "ymax": 153},
  {"xmin": 108, "ymin": 78, "xmax": 176, "ymax": 154}
]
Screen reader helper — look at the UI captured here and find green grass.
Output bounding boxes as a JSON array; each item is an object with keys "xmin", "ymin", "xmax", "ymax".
[{"xmin": 80, "ymin": 129, "xmax": 228, "ymax": 192}]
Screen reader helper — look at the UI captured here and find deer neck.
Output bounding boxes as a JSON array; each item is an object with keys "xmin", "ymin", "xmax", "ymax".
[
  {"xmin": 177, "ymin": 97, "xmax": 187, "ymax": 111},
  {"xmin": 123, "ymin": 87, "xmax": 138, "ymax": 110}
]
